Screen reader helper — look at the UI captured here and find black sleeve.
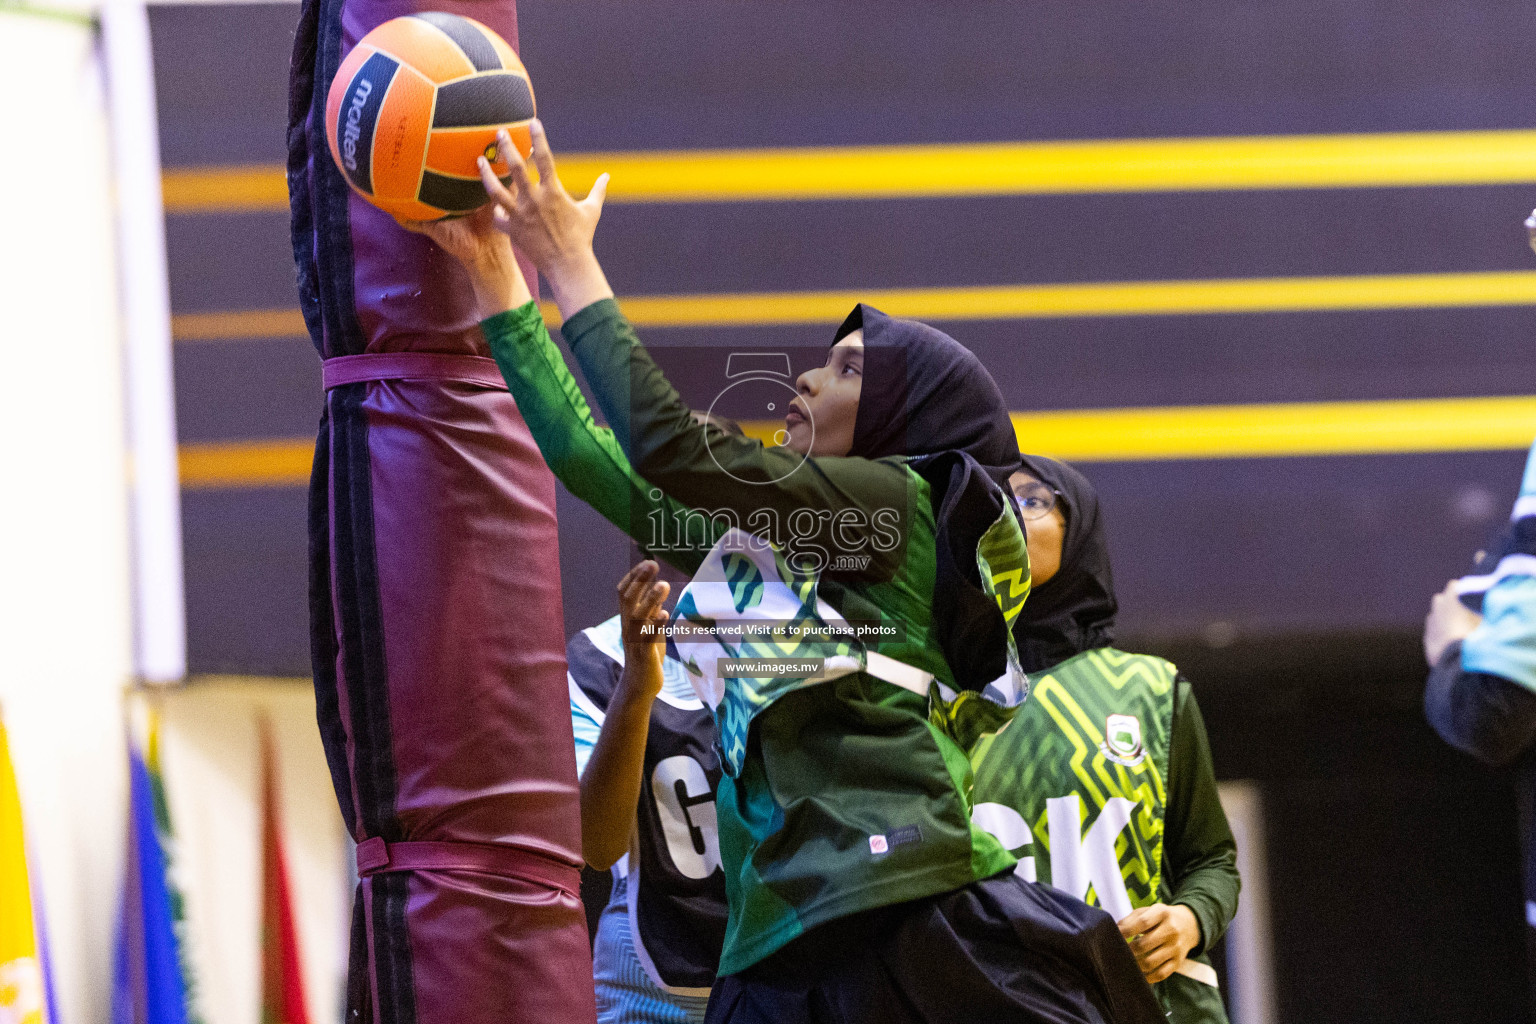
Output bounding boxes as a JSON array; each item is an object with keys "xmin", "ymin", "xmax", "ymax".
[
  {"xmin": 1163, "ymin": 679, "xmax": 1241, "ymax": 957},
  {"xmin": 1424, "ymin": 641, "xmax": 1536, "ymax": 768}
]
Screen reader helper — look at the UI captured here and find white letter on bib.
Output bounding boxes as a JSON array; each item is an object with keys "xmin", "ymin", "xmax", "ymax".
[
  {"xmin": 971, "ymin": 801, "xmax": 1036, "ymax": 881},
  {"xmin": 1047, "ymin": 794, "xmax": 1136, "ymax": 921},
  {"xmin": 651, "ymin": 755, "xmax": 721, "ymax": 879}
]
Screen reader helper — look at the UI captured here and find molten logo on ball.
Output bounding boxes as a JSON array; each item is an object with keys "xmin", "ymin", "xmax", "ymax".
[{"xmin": 341, "ymin": 78, "xmax": 374, "ymax": 172}]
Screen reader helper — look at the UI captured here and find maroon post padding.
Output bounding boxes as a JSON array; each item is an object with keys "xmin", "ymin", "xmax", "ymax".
[{"xmin": 290, "ymin": 0, "xmax": 597, "ymax": 1019}]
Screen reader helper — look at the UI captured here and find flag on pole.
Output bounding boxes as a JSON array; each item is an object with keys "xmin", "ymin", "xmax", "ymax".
[
  {"xmin": 260, "ymin": 722, "xmax": 309, "ymax": 1024},
  {"xmin": 144, "ymin": 717, "xmax": 201, "ymax": 1022},
  {"xmin": 0, "ymin": 713, "xmax": 48, "ymax": 1024},
  {"xmin": 32, "ymin": 874, "xmax": 58, "ymax": 1024},
  {"xmin": 113, "ymin": 715, "xmax": 198, "ymax": 1024}
]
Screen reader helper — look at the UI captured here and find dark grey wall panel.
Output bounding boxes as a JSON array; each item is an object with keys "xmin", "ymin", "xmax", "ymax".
[
  {"xmin": 183, "ymin": 486, "xmax": 310, "ymax": 675},
  {"xmin": 1167, "ymin": 633, "xmax": 1530, "ymax": 1024},
  {"xmin": 166, "ymin": 185, "xmax": 1536, "ymax": 313},
  {"xmin": 165, "ymin": 212, "xmax": 299, "ymax": 315},
  {"xmin": 174, "ymin": 339, "xmax": 319, "ymax": 444},
  {"xmin": 956, "ymin": 307, "xmax": 1536, "ymax": 409},
  {"xmin": 1087, "ymin": 449, "xmax": 1526, "ymax": 639},
  {"xmin": 518, "ymin": 0, "xmax": 1536, "ymax": 149},
  {"xmin": 592, "ymin": 186, "xmax": 1536, "ymax": 296},
  {"xmin": 150, "ymin": 3, "xmax": 296, "ymax": 166}
]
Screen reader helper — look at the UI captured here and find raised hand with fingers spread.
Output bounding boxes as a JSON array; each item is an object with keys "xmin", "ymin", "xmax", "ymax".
[
  {"xmin": 618, "ymin": 560, "xmax": 672, "ymax": 697},
  {"xmin": 480, "ymin": 121, "xmax": 614, "ymax": 319},
  {"xmin": 397, "ymin": 118, "xmax": 613, "ymax": 323}
]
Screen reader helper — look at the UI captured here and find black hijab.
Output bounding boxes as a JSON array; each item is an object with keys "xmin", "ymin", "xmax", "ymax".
[
  {"xmin": 1012, "ymin": 454, "xmax": 1118, "ymax": 673},
  {"xmin": 835, "ymin": 304, "xmax": 1020, "ymax": 482},
  {"xmin": 834, "ymin": 304, "xmax": 1024, "ymax": 691}
]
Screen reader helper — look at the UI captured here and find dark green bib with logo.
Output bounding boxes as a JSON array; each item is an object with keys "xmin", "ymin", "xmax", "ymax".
[{"xmin": 969, "ymin": 647, "xmax": 1174, "ymax": 917}]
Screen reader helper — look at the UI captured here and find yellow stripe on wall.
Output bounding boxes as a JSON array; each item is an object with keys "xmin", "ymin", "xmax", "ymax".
[
  {"xmin": 173, "ymin": 309, "xmax": 309, "ymax": 341},
  {"xmin": 164, "ymin": 165, "xmax": 290, "ymax": 213},
  {"xmin": 180, "ymin": 439, "xmax": 313, "ymax": 489},
  {"xmin": 1013, "ymin": 395, "xmax": 1536, "ymax": 461},
  {"xmin": 162, "ymin": 130, "xmax": 1536, "ymax": 212},
  {"xmin": 557, "ymin": 131, "xmax": 1536, "ymax": 203},
  {"xmin": 171, "ymin": 270, "xmax": 1536, "ymax": 340},
  {"xmin": 614, "ymin": 270, "xmax": 1536, "ymax": 327},
  {"xmin": 180, "ymin": 395, "xmax": 1536, "ymax": 488}
]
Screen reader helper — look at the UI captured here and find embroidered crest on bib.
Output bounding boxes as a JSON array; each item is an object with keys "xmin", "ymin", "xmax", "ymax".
[{"xmin": 1100, "ymin": 713, "xmax": 1147, "ymax": 767}]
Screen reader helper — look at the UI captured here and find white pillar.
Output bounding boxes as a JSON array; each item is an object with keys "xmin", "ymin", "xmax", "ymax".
[
  {"xmin": 1219, "ymin": 781, "xmax": 1280, "ymax": 1024},
  {"xmin": 102, "ymin": 0, "xmax": 186, "ymax": 684},
  {"xmin": 0, "ymin": 7, "xmax": 135, "ymax": 1023}
]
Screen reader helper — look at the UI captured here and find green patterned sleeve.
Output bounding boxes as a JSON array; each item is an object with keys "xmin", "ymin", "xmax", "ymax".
[{"xmin": 481, "ymin": 301, "xmax": 715, "ymax": 575}]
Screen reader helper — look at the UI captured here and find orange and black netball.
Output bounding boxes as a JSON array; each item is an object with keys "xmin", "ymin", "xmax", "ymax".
[{"xmin": 324, "ymin": 12, "xmax": 535, "ymax": 220}]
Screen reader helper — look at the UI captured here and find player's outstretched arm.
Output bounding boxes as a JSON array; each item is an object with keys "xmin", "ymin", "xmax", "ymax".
[
  {"xmin": 406, "ymin": 200, "xmax": 718, "ymax": 574},
  {"xmin": 461, "ymin": 122, "xmax": 912, "ymax": 578},
  {"xmin": 579, "ymin": 562, "xmax": 670, "ymax": 870}
]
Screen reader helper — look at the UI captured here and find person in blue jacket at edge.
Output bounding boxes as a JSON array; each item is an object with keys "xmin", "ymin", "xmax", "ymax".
[{"xmin": 1423, "ymin": 436, "xmax": 1536, "ymax": 1010}]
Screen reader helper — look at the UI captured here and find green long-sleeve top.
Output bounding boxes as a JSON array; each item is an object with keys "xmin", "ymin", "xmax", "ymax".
[
  {"xmin": 1139, "ymin": 680, "xmax": 1239, "ymax": 1024},
  {"xmin": 483, "ymin": 299, "xmax": 1019, "ymax": 974},
  {"xmin": 1161, "ymin": 683, "xmax": 1240, "ymax": 958}
]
